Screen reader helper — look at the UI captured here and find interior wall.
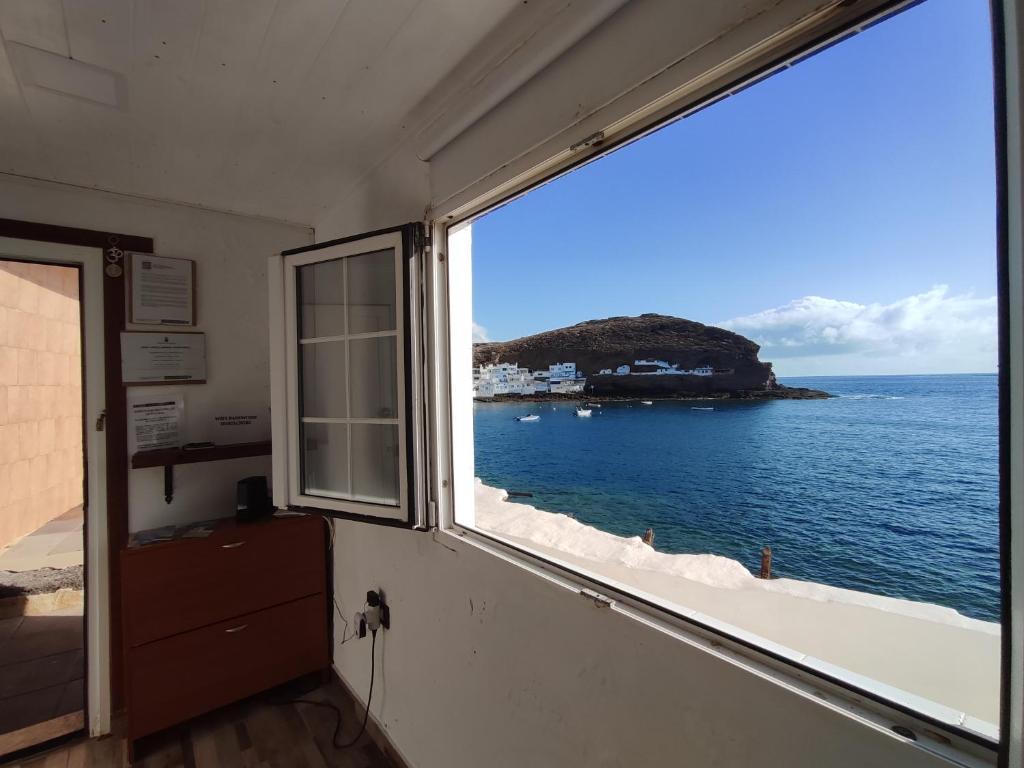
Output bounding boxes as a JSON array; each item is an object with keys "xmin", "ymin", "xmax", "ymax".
[{"xmin": 0, "ymin": 174, "xmax": 312, "ymax": 532}]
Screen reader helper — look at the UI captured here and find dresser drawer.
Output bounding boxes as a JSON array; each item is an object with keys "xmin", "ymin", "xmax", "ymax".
[
  {"xmin": 127, "ymin": 593, "xmax": 329, "ymax": 739},
  {"xmin": 122, "ymin": 515, "xmax": 326, "ymax": 647}
]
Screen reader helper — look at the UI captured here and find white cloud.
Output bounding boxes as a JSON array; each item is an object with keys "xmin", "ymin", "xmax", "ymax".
[
  {"xmin": 472, "ymin": 321, "xmax": 490, "ymax": 343},
  {"xmin": 719, "ymin": 286, "xmax": 997, "ymax": 376}
]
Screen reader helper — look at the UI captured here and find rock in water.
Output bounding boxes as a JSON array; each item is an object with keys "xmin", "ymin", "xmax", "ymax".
[{"xmin": 473, "ymin": 313, "xmax": 829, "ymax": 399}]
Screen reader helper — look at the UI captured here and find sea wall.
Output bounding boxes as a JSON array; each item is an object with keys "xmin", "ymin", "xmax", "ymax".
[{"xmin": 474, "ymin": 478, "xmax": 1000, "ymax": 729}]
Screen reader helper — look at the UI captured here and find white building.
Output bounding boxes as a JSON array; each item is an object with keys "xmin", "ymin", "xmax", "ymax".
[
  {"xmin": 550, "ymin": 378, "xmax": 585, "ymax": 394},
  {"xmin": 473, "ymin": 362, "xmax": 537, "ymax": 398},
  {"xmin": 624, "ymin": 359, "xmax": 715, "ymax": 376}
]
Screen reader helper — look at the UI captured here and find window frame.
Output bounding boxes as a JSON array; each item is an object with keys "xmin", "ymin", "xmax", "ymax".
[
  {"xmin": 271, "ymin": 223, "xmax": 425, "ymax": 528},
  {"xmin": 423, "ymin": 0, "xmax": 1012, "ymax": 761}
]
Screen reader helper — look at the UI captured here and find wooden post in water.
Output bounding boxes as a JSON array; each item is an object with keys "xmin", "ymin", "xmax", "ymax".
[
  {"xmin": 642, "ymin": 528, "xmax": 655, "ymax": 547},
  {"xmin": 759, "ymin": 546, "xmax": 772, "ymax": 579}
]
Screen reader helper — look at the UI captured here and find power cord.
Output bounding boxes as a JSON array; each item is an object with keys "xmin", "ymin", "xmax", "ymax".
[
  {"xmin": 337, "ymin": 628, "xmax": 376, "ymax": 748},
  {"xmin": 272, "ymin": 628, "xmax": 377, "ymax": 749},
  {"xmin": 273, "ymin": 514, "xmax": 379, "ymax": 750}
]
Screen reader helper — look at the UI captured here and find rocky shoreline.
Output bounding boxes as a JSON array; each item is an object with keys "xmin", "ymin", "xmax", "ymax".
[{"xmin": 474, "ymin": 384, "xmax": 831, "ymax": 403}]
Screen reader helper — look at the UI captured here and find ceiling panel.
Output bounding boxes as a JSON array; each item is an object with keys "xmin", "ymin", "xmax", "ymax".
[
  {"xmin": 63, "ymin": 0, "xmax": 132, "ymax": 73},
  {"xmin": 0, "ymin": 38, "xmax": 52, "ymax": 178},
  {"xmin": 0, "ymin": 0, "xmax": 68, "ymax": 56},
  {"xmin": 0, "ymin": 0, "xmax": 549, "ymax": 225}
]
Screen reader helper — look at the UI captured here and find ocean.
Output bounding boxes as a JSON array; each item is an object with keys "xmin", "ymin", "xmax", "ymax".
[{"xmin": 472, "ymin": 374, "xmax": 1000, "ymax": 622}]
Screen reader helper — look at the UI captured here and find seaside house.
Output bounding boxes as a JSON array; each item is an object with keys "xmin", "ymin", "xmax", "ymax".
[
  {"xmin": 473, "ymin": 363, "xmax": 537, "ymax": 398},
  {"xmin": 0, "ymin": 1, "xmax": 1020, "ymax": 767}
]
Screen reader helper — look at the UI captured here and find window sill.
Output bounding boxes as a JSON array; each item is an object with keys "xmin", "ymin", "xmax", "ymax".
[{"xmin": 435, "ymin": 523, "xmax": 1000, "ymax": 763}]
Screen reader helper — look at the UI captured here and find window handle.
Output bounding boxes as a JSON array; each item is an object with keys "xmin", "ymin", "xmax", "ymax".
[
  {"xmin": 224, "ymin": 624, "xmax": 248, "ymax": 634},
  {"xmin": 221, "ymin": 541, "xmax": 246, "ymax": 549}
]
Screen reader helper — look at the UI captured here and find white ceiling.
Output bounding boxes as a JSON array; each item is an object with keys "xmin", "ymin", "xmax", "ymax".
[{"xmin": 0, "ymin": 0, "xmax": 527, "ymax": 224}]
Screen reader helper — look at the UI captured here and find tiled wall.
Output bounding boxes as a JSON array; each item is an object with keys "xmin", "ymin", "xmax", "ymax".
[{"xmin": 0, "ymin": 261, "xmax": 83, "ymax": 550}]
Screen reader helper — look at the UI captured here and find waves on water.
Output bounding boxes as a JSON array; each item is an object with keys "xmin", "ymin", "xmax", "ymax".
[{"xmin": 473, "ymin": 374, "xmax": 1000, "ymax": 621}]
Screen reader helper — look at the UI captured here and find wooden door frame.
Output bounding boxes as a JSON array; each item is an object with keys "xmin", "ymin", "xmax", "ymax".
[{"xmin": 0, "ymin": 218, "xmax": 153, "ymax": 719}]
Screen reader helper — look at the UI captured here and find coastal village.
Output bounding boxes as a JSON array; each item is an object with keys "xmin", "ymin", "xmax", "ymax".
[{"xmin": 472, "ymin": 358, "xmax": 722, "ymax": 399}]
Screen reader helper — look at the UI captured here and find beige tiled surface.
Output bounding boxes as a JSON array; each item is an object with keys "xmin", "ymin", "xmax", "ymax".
[
  {"xmin": 0, "ymin": 507, "xmax": 82, "ymax": 573},
  {"xmin": 0, "ymin": 606, "xmax": 83, "ymax": 736},
  {"xmin": 0, "ymin": 261, "xmax": 83, "ymax": 551}
]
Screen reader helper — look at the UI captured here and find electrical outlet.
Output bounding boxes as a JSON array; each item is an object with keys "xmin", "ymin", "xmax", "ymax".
[{"xmin": 365, "ymin": 589, "xmax": 390, "ymax": 632}]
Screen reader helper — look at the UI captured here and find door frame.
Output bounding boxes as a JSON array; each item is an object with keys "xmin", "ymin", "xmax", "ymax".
[{"xmin": 0, "ymin": 219, "xmax": 153, "ymax": 736}]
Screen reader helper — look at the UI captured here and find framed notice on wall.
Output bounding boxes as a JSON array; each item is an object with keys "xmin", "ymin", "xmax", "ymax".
[
  {"xmin": 129, "ymin": 253, "xmax": 196, "ymax": 326},
  {"xmin": 121, "ymin": 332, "xmax": 206, "ymax": 384},
  {"xmin": 128, "ymin": 394, "xmax": 184, "ymax": 454}
]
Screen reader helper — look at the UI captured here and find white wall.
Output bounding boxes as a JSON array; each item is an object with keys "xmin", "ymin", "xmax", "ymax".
[{"xmin": 0, "ymin": 174, "xmax": 312, "ymax": 531}]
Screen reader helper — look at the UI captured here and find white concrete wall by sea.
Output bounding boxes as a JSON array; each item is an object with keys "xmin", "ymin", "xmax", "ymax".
[{"xmin": 550, "ymin": 379, "xmax": 585, "ymax": 394}]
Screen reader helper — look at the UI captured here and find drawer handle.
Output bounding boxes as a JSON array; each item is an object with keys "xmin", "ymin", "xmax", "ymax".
[
  {"xmin": 221, "ymin": 541, "xmax": 246, "ymax": 549},
  {"xmin": 224, "ymin": 624, "xmax": 248, "ymax": 634}
]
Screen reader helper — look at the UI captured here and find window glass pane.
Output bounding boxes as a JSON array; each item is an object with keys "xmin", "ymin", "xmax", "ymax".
[
  {"xmin": 349, "ymin": 336, "xmax": 398, "ymax": 419},
  {"xmin": 457, "ymin": 0, "xmax": 1000, "ymax": 739},
  {"xmin": 351, "ymin": 423, "xmax": 399, "ymax": 504},
  {"xmin": 302, "ymin": 422, "xmax": 349, "ymax": 498},
  {"xmin": 301, "ymin": 340, "xmax": 347, "ymax": 418},
  {"xmin": 299, "ymin": 259, "xmax": 345, "ymax": 338},
  {"xmin": 347, "ymin": 249, "xmax": 396, "ymax": 334}
]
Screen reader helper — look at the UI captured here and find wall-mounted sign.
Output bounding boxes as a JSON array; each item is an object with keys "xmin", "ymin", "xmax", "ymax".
[
  {"xmin": 129, "ymin": 253, "xmax": 195, "ymax": 326},
  {"xmin": 211, "ymin": 407, "xmax": 269, "ymax": 445},
  {"xmin": 121, "ymin": 332, "xmax": 206, "ymax": 384},
  {"xmin": 128, "ymin": 394, "xmax": 184, "ymax": 454}
]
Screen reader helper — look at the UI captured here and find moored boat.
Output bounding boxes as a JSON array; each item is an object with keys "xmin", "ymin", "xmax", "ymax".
[
  {"xmin": 575, "ymin": 407, "xmax": 593, "ymax": 417},
  {"xmin": 516, "ymin": 414, "xmax": 541, "ymax": 422}
]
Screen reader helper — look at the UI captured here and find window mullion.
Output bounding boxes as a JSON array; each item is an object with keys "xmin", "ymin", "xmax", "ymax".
[{"xmin": 344, "ymin": 257, "xmax": 353, "ymax": 498}]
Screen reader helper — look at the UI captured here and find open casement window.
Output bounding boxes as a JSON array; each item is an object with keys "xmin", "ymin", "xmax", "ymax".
[{"xmin": 268, "ymin": 223, "xmax": 425, "ymax": 527}]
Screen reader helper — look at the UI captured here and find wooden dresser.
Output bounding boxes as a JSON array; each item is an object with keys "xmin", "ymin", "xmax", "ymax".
[{"xmin": 121, "ymin": 514, "xmax": 329, "ymax": 743}]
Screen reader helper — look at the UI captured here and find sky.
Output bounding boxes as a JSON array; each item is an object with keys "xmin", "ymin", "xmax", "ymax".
[{"xmin": 470, "ymin": 0, "xmax": 997, "ymax": 377}]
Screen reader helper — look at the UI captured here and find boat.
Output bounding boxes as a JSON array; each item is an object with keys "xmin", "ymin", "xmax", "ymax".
[
  {"xmin": 586, "ymin": 402, "xmax": 602, "ymax": 408},
  {"xmin": 516, "ymin": 414, "xmax": 540, "ymax": 422},
  {"xmin": 575, "ymin": 407, "xmax": 593, "ymax": 417},
  {"xmin": 691, "ymin": 406, "xmax": 714, "ymax": 411},
  {"xmin": 641, "ymin": 400, "xmax": 653, "ymax": 405}
]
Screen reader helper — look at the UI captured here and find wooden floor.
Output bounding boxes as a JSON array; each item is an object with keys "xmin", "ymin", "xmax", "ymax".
[{"xmin": 2, "ymin": 679, "xmax": 396, "ymax": 768}]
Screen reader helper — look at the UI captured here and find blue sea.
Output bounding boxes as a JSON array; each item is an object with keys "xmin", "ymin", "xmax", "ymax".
[{"xmin": 473, "ymin": 374, "xmax": 1000, "ymax": 622}]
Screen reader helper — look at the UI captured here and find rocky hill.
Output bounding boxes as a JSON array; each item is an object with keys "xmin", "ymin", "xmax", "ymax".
[{"xmin": 473, "ymin": 314, "xmax": 828, "ymax": 399}]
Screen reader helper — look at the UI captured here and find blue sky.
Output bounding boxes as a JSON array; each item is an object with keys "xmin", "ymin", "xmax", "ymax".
[{"xmin": 470, "ymin": 0, "xmax": 997, "ymax": 376}]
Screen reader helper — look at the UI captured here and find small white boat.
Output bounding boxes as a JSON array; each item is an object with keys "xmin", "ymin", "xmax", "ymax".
[
  {"xmin": 575, "ymin": 407, "xmax": 592, "ymax": 417},
  {"xmin": 586, "ymin": 402, "xmax": 602, "ymax": 408},
  {"xmin": 641, "ymin": 400, "xmax": 653, "ymax": 406},
  {"xmin": 516, "ymin": 414, "xmax": 540, "ymax": 422},
  {"xmin": 691, "ymin": 406, "xmax": 714, "ymax": 411}
]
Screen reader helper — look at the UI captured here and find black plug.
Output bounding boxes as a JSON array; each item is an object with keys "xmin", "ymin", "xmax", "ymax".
[{"xmin": 366, "ymin": 589, "xmax": 390, "ymax": 631}]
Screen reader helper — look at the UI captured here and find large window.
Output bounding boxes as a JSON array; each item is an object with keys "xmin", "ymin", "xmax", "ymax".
[{"xmin": 446, "ymin": 0, "xmax": 1001, "ymax": 746}]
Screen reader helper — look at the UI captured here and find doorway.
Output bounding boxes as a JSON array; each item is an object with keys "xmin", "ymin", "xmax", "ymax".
[{"xmin": 0, "ymin": 243, "xmax": 98, "ymax": 756}]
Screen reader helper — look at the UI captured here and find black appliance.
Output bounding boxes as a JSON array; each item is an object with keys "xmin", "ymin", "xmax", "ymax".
[{"xmin": 236, "ymin": 476, "xmax": 273, "ymax": 523}]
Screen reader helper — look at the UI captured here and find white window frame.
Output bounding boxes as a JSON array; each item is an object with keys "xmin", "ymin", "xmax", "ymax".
[
  {"xmin": 421, "ymin": 1, "xmax": 1015, "ymax": 763},
  {"xmin": 270, "ymin": 229, "xmax": 415, "ymax": 525}
]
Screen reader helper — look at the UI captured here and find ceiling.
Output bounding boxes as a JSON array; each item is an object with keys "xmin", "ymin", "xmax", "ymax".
[{"xmin": 0, "ymin": 0, "xmax": 527, "ymax": 224}]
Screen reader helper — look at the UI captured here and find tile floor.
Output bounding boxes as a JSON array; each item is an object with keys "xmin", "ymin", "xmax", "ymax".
[{"xmin": 0, "ymin": 607, "xmax": 84, "ymax": 736}]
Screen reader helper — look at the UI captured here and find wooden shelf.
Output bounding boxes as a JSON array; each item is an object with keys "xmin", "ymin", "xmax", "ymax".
[{"xmin": 131, "ymin": 441, "xmax": 272, "ymax": 469}]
